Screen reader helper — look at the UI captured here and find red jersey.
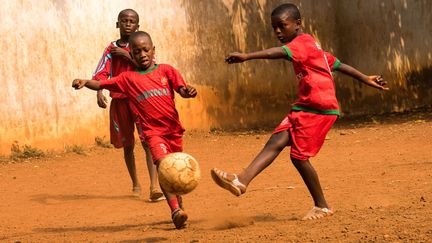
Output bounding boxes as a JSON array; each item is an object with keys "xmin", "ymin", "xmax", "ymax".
[
  {"xmin": 99, "ymin": 64, "xmax": 186, "ymax": 137},
  {"xmin": 92, "ymin": 41, "xmax": 135, "ymax": 99},
  {"xmin": 282, "ymin": 34, "xmax": 341, "ymax": 115}
]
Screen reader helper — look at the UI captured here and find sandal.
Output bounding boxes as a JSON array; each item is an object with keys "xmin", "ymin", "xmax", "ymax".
[
  {"xmin": 211, "ymin": 168, "xmax": 246, "ymax": 196},
  {"xmin": 149, "ymin": 189, "xmax": 165, "ymax": 202},
  {"xmin": 302, "ymin": 206, "xmax": 334, "ymax": 220}
]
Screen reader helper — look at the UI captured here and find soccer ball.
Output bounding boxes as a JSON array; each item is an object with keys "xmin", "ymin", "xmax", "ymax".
[{"xmin": 158, "ymin": 152, "xmax": 201, "ymax": 195}]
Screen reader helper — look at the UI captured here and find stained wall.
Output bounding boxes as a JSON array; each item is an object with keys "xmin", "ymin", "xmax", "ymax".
[{"xmin": 0, "ymin": 0, "xmax": 430, "ymax": 154}]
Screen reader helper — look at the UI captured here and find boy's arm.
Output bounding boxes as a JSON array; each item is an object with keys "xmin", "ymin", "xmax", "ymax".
[
  {"xmin": 73, "ymin": 77, "xmax": 125, "ymax": 93},
  {"xmin": 225, "ymin": 47, "xmax": 286, "ymax": 63},
  {"xmin": 336, "ymin": 63, "xmax": 389, "ymax": 90},
  {"xmin": 164, "ymin": 64, "xmax": 198, "ymax": 98},
  {"xmin": 111, "ymin": 47, "xmax": 137, "ymax": 66},
  {"xmin": 178, "ymin": 86, "xmax": 197, "ymax": 98},
  {"xmin": 72, "ymin": 79, "xmax": 102, "ymax": 90},
  {"xmin": 93, "ymin": 46, "xmax": 112, "ymax": 108}
]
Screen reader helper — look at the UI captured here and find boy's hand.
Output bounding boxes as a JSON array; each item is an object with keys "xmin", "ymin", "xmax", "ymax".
[
  {"xmin": 72, "ymin": 79, "xmax": 87, "ymax": 89},
  {"xmin": 179, "ymin": 85, "xmax": 197, "ymax": 98},
  {"xmin": 367, "ymin": 75, "xmax": 389, "ymax": 90},
  {"xmin": 111, "ymin": 47, "xmax": 131, "ymax": 60},
  {"xmin": 97, "ymin": 91, "xmax": 108, "ymax": 108},
  {"xmin": 225, "ymin": 52, "xmax": 248, "ymax": 64}
]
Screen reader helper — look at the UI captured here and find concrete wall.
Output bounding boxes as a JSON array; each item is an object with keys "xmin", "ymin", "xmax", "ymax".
[{"xmin": 1, "ymin": 0, "xmax": 431, "ymax": 154}]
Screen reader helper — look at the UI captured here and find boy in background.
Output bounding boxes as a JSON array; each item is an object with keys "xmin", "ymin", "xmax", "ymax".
[{"xmin": 92, "ymin": 9, "xmax": 163, "ymax": 201}]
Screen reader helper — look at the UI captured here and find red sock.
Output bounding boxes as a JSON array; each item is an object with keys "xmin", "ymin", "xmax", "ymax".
[
  {"xmin": 177, "ymin": 195, "xmax": 183, "ymax": 209},
  {"xmin": 168, "ymin": 198, "xmax": 179, "ymax": 212}
]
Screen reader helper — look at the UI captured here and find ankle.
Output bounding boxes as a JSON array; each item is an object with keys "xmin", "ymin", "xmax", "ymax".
[
  {"xmin": 237, "ymin": 174, "xmax": 248, "ymax": 187},
  {"xmin": 168, "ymin": 198, "xmax": 180, "ymax": 212},
  {"xmin": 315, "ymin": 202, "xmax": 329, "ymax": 209}
]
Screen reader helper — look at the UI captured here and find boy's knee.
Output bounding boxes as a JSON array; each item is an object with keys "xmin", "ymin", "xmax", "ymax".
[
  {"xmin": 290, "ymin": 157, "xmax": 310, "ymax": 167},
  {"xmin": 124, "ymin": 144, "xmax": 135, "ymax": 153}
]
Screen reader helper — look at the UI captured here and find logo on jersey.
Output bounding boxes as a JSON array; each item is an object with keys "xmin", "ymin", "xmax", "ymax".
[
  {"xmin": 161, "ymin": 77, "xmax": 168, "ymax": 86},
  {"xmin": 160, "ymin": 143, "xmax": 168, "ymax": 154}
]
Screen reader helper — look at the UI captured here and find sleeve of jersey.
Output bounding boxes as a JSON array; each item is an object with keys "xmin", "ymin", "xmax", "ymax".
[
  {"xmin": 99, "ymin": 73, "xmax": 127, "ymax": 94},
  {"xmin": 281, "ymin": 40, "xmax": 305, "ymax": 62},
  {"xmin": 324, "ymin": 52, "xmax": 341, "ymax": 71},
  {"xmin": 165, "ymin": 65, "xmax": 187, "ymax": 92},
  {"xmin": 92, "ymin": 46, "xmax": 112, "ymax": 80}
]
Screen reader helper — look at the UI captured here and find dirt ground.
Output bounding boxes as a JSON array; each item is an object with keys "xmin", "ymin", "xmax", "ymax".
[{"xmin": 1, "ymin": 111, "xmax": 431, "ymax": 242}]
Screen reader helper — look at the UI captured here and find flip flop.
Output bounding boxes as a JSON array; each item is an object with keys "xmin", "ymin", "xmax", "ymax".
[
  {"xmin": 211, "ymin": 168, "xmax": 246, "ymax": 196},
  {"xmin": 302, "ymin": 207, "xmax": 334, "ymax": 220},
  {"xmin": 149, "ymin": 190, "xmax": 165, "ymax": 202}
]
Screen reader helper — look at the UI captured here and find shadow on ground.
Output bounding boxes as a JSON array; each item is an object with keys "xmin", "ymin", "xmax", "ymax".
[{"xmin": 31, "ymin": 194, "xmax": 139, "ymax": 204}]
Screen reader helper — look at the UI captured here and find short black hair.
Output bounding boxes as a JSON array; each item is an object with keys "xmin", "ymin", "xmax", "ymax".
[
  {"xmin": 129, "ymin": 31, "xmax": 153, "ymax": 45},
  {"xmin": 271, "ymin": 3, "xmax": 301, "ymax": 20},
  {"xmin": 118, "ymin": 9, "xmax": 139, "ymax": 22}
]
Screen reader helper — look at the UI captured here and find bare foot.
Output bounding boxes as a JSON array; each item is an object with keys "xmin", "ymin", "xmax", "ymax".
[
  {"xmin": 132, "ymin": 186, "xmax": 141, "ymax": 198},
  {"xmin": 210, "ymin": 168, "xmax": 246, "ymax": 196},
  {"xmin": 302, "ymin": 207, "xmax": 334, "ymax": 220}
]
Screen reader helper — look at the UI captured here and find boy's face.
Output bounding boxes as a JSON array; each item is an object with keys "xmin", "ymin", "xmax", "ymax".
[
  {"xmin": 130, "ymin": 35, "xmax": 155, "ymax": 70},
  {"xmin": 271, "ymin": 13, "xmax": 301, "ymax": 44},
  {"xmin": 117, "ymin": 11, "xmax": 139, "ymax": 36}
]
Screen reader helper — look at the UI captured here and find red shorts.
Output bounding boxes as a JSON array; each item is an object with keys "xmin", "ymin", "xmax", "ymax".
[
  {"xmin": 109, "ymin": 98, "xmax": 137, "ymax": 148},
  {"xmin": 145, "ymin": 134, "xmax": 183, "ymax": 163},
  {"xmin": 273, "ymin": 111, "xmax": 337, "ymax": 160}
]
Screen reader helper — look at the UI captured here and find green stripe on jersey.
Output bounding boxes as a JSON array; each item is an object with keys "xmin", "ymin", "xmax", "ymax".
[
  {"xmin": 136, "ymin": 64, "xmax": 159, "ymax": 74},
  {"xmin": 333, "ymin": 59, "xmax": 341, "ymax": 71},
  {"xmin": 292, "ymin": 105, "xmax": 340, "ymax": 115},
  {"xmin": 281, "ymin": 46, "xmax": 293, "ymax": 61}
]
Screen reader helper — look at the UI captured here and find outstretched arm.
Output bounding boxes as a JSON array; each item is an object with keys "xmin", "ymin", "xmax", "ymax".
[
  {"xmin": 337, "ymin": 63, "xmax": 389, "ymax": 90},
  {"xmin": 225, "ymin": 47, "xmax": 286, "ymax": 64},
  {"xmin": 72, "ymin": 79, "xmax": 102, "ymax": 90}
]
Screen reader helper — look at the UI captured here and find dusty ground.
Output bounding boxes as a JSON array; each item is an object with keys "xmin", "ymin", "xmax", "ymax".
[{"xmin": 1, "ymin": 111, "xmax": 431, "ymax": 242}]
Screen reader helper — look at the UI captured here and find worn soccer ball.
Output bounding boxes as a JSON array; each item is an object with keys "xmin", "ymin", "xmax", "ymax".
[{"xmin": 158, "ymin": 152, "xmax": 201, "ymax": 195}]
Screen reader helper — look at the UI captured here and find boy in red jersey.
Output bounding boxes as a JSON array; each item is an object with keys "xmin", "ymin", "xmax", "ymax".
[
  {"xmin": 73, "ymin": 31, "xmax": 197, "ymax": 229},
  {"xmin": 92, "ymin": 9, "xmax": 164, "ymax": 201},
  {"xmin": 211, "ymin": 3, "xmax": 389, "ymax": 220}
]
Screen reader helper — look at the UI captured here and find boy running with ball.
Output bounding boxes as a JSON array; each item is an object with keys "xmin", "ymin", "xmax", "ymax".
[{"xmin": 73, "ymin": 31, "xmax": 197, "ymax": 229}]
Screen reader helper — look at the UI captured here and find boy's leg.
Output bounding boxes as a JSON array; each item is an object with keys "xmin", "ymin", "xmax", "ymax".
[
  {"xmin": 163, "ymin": 188, "xmax": 188, "ymax": 229},
  {"xmin": 287, "ymin": 112, "xmax": 336, "ymax": 220},
  {"xmin": 155, "ymin": 159, "xmax": 187, "ymax": 229},
  {"xmin": 291, "ymin": 158, "xmax": 333, "ymax": 220},
  {"xmin": 141, "ymin": 141, "xmax": 164, "ymax": 201},
  {"xmin": 211, "ymin": 131, "xmax": 290, "ymax": 196},
  {"xmin": 123, "ymin": 144, "xmax": 141, "ymax": 194},
  {"xmin": 110, "ymin": 99, "xmax": 141, "ymax": 194},
  {"xmin": 291, "ymin": 158, "xmax": 328, "ymax": 207}
]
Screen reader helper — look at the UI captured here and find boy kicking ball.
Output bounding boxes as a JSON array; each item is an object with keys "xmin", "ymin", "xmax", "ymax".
[
  {"xmin": 211, "ymin": 3, "xmax": 388, "ymax": 220},
  {"xmin": 73, "ymin": 31, "xmax": 197, "ymax": 229}
]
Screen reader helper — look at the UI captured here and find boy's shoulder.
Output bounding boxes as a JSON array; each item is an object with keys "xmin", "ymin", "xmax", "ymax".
[
  {"xmin": 288, "ymin": 34, "xmax": 321, "ymax": 52},
  {"xmin": 156, "ymin": 63, "xmax": 177, "ymax": 71},
  {"xmin": 103, "ymin": 40, "xmax": 122, "ymax": 50},
  {"xmin": 289, "ymin": 33, "xmax": 315, "ymax": 45}
]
